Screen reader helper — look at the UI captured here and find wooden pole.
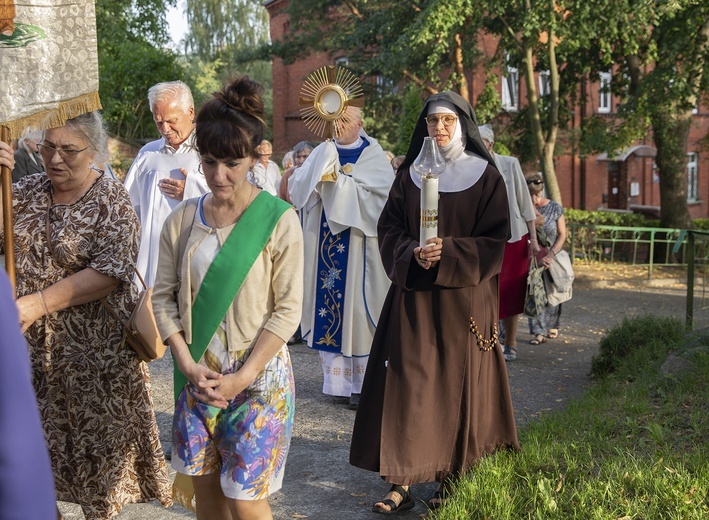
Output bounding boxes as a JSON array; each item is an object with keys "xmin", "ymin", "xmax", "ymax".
[{"xmin": 1, "ymin": 125, "xmax": 16, "ymax": 293}]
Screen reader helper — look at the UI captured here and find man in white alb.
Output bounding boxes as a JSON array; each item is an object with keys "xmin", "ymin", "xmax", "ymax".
[
  {"xmin": 124, "ymin": 81, "xmax": 210, "ymax": 287},
  {"xmin": 286, "ymin": 108, "xmax": 394, "ymax": 410}
]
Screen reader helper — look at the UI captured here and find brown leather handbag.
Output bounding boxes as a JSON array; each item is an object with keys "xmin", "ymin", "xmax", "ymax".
[{"xmin": 102, "ymin": 269, "xmax": 165, "ymax": 362}]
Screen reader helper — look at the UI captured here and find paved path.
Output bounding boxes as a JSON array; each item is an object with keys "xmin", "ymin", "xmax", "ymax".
[{"xmin": 59, "ymin": 267, "xmax": 704, "ymax": 519}]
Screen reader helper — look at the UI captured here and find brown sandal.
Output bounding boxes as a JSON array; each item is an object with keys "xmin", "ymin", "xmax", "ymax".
[
  {"xmin": 428, "ymin": 482, "xmax": 452, "ymax": 510},
  {"xmin": 529, "ymin": 334, "xmax": 546, "ymax": 345},
  {"xmin": 372, "ymin": 484, "xmax": 415, "ymax": 515}
]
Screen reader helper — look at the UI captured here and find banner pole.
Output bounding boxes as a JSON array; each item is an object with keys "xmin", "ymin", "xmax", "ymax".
[{"xmin": 1, "ymin": 126, "xmax": 16, "ymax": 294}]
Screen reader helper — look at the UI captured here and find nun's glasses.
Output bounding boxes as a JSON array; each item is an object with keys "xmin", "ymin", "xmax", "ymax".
[{"xmin": 424, "ymin": 115, "xmax": 458, "ymax": 127}]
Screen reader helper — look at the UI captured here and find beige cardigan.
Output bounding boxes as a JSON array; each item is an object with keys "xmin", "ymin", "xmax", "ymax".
[{"xmin": 152, "ymin": 199, "xmax": 304, "ymax": 353}]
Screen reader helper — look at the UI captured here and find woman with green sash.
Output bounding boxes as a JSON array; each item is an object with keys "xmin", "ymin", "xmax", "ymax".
[{"xmin": 152, "ymin": 76, "xmax": 303, "ymax": 520}]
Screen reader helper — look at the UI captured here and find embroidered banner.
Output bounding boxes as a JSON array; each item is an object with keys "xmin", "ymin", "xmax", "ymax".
[{"xmin": 0, "ymin": 0, "xmax": 101, "ymax": 138}]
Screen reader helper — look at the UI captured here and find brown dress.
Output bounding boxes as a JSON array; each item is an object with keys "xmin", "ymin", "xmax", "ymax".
[
  {"xmin": 1, "ymin": 173, "xmax": 172, "ymax": 519},
  {"xmin": 350, "ymin": 164, "xmax": 520, "ymax": 485}
]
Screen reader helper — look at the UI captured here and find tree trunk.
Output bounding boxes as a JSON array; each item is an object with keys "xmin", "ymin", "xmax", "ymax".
[
  {"xmin": 522, "ymin": 41, "xmax": 562, "ymax": 204},
  {"xmin": 453, "ymin": 33, "xmax": 469, "ymax": 101},
  {"xmin": 652, "ymin": 110, "xmax": 693, "ymax": 229},
  {"xmin": 544, "ymin": 19, "xmax": 561, "ymax": 204},
  {"xmin": 402, "ymin": 70, "xmax": 438, "ymax": 96}
]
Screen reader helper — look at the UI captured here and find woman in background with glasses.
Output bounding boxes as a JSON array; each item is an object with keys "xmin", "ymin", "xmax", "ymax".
[
  {"xmin": 0, "ymin": 114, "xmax": 171, "ymax": 519},
  {"xmin": 525, "ymin": 172, "xmax": 567, "ymax": 344}
]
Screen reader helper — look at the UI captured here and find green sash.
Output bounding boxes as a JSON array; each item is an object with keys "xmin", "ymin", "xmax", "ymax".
[{"xmin": 173, "ymin": 191, "xmax": 291, "ymax": 402}]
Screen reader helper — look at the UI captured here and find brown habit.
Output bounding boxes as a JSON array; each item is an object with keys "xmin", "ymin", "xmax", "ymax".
[{"xmin": 350, "ymin": 163, "xmax": 520, "ymax": 485}]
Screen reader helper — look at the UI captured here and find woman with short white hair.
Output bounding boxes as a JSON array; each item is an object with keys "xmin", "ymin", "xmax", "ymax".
[{"xmin": 12, "ymin": 127, "xmax": 44, "ymax": 182}]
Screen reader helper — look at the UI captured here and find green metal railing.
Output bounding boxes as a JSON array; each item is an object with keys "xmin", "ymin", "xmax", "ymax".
[
  {"xmin": 569, "ymin": 224, "xmax": 686, "ymax": 277},
  {"xmin": 672, "ymin": 230, "xmax": 709, "ymax": 330},
  {"xmin": 567, "ymin": 223, "xmax": 709, "ymax": 329}
]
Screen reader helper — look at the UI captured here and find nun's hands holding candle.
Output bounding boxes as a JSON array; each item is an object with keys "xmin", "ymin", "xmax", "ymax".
[{"xmin": 414, "ymin": 237, "xmax": 443, "ymax": 270}]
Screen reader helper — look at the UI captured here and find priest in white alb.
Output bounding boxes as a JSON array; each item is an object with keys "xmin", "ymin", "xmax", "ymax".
[
  {"xmin": 124, "ymin": 81, "xmax": 210, "ymax": 287},
  {"xmin": 287, "ymin": 107, "xmax": 394, "ymax": 410}
]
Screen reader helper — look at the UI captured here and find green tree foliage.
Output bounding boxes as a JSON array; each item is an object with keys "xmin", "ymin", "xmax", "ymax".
[
  {"xmin": 275, "ymin": 1, "xmax": 484, "ymax": 98},
  {"xmin": 474, "ymin": 70, "xmax": 503, "ymax": 127},
  {"xmin": 395, "ymin": 86, "xmax": 425, "ymax": 156},
  {"xmin": 183, "ymin": 0, "xmax": 268, "ymax": 60},
  {"xmin": 579, "ymin": 0, "xmax": 709, "ymax": 229},
  {"xmin": 360, "ymin": 91, "xmax": 402, "ymax": 154},
  {"xmin": 180, "ymin": 58, "xmax": 226, "ymax": 107},
  {"xmin": 181, "ymin": 0, "xmax": 273, "ymax": 134},
  {"xmin": 483, "ymin": 1, "xmax": 614, "ymax": 205},
  {"xmin": 97, "ymin": 0, "xmax": 185, "ymax": 141}
]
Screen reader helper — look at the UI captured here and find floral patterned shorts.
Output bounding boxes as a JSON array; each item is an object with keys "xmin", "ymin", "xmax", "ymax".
[{"xmin": 171, "ymin": 346, "xmax": 295, "ymax": 500}]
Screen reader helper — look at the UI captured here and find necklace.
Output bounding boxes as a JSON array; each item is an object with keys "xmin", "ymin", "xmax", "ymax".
[{"xmin": 209, "ymin": 186, "xmax": 258, "ymax": 229}]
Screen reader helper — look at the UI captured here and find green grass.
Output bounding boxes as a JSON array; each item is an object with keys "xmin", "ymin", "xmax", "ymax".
[{"xmin": 433, "ymin": 317, "xmax": 709, "ymax": 519}]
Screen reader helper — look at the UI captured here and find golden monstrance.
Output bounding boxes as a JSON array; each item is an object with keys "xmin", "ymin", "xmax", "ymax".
[{"xmin": 298, "ymin": 65, "xmax": 364, "ymax": 140}]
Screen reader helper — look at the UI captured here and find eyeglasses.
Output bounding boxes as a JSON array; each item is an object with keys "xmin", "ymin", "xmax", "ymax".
[
  {"xmin": 38, "ymin": 142, "xmax": 90, "ymax": 161},
  {"xmin": 424, "ymin": 115, "xmax": 458, "ymax": 127},
  {"xmin": 527, "ymin": 179, "xmax": 543, "ymax": 185}
]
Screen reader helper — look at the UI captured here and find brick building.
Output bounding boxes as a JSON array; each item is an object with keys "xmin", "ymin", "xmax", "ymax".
[{"xmin": 264, "ymin": 0, "xmax": 708, "ymax": 218}]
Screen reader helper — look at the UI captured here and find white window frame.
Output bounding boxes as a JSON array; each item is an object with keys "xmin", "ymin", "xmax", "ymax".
[
  {"xmin": 375, "ymin": 74, "xmax": 395, "ymax": 95},
  {"xmin": 598, "ymin": 71, "xmax": 612, "ymax": 113},
  {"xmin": 335, "ymin": 56, "xmax": 349, "ymax": 67},
  {"xmin": 538, "ymin": 70, "xmax": 551, "ymax": 97},
  {"xmin": 502, "ymin": 55, "xmax": 519, "ymax": 111},
  {"xmin": 687, "ymin": 152, "xmax": 699, "ymax": 202}
]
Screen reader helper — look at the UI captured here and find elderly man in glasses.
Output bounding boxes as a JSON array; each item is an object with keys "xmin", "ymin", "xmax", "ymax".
[
  {"xmin": 123, "ymin": 81, "xmax": 210, "ymax": 288},
  {"xmin": 478, "ymin": 124, "xmax": 540, "ymax": 362}
]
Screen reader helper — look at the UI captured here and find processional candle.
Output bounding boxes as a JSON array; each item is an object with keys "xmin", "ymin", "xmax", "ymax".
[{"xmin": 412, "ymin": 136, "xmax": 446, "ymax": 249}]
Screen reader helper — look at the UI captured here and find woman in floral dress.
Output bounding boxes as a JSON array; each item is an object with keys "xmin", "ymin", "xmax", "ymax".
[
  {"xmin": 152, "ymin": 76, "xmax": 303, "ymax": 520},
  {"xmin": 0, "ymin": 112, "xmax": 172, "ymax": 519},
  {"xmin": 526, "ymin": 172, "xmax": 567, "ymax": 344}
]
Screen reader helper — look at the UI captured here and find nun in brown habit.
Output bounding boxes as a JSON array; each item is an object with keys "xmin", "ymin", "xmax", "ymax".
[{"xmin": 349, "ymin": 91, "xmax": 520, "ymax": 514}]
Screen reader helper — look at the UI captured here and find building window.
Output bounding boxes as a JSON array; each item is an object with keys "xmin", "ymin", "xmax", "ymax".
[
  {"xmin": 538, "ymin": 70, "xmax": 551, "ymax": 97},
  {"xmin": 374, "ymin": 75, "xmax": 396, "ymax": 96},
  {"xmin": 687, "ymin": 152, "xmax": 699, "ymax": 202},
  {"xmin": 502, "ymin": 55, "xmax": 519, "ymax": 111},
  {"xmin": 598, "ymin": 71, "xmax": 612, "ymax": 113},
  {"xmin": 335, "ymin": 56, "xmax": 349, "ymax": 68}
]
